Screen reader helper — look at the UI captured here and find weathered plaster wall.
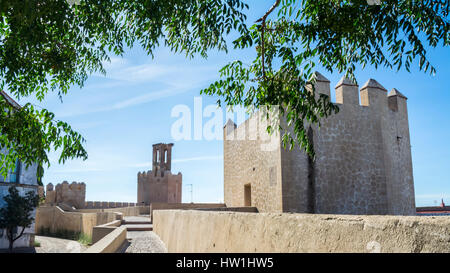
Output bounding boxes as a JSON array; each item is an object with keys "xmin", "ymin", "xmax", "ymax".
[
  {"xmin": 0, "ymin": 160, "xmax": 38, "ymax": 249},
  {"xmin": 223, "ymin": 113, "xmax": 283, "ymax": 212},
  {"xmin": 35, "ymin": 206, "xmax": 117, "ymax": 237},
  {"xmin": 149, "ymin": 203, "xmax": 226, "ymax": 222},
  {"xmin": 153, "ymin": 210, "xmax": 450, "ymax": 253}
]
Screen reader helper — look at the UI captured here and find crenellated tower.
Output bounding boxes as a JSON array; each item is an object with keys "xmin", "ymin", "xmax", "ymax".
[
  {"xmin": 223, "ymin": 72, "xmax": 416, "ymax": 215},
  {"xmin": 137, "ymin": 143, "xmax": 182, "ymax": 205}
]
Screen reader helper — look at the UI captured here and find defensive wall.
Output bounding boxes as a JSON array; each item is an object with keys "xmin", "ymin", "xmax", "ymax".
[
  {"xmin": 153, "ymin": 210, "xmax": 450, "ymax": 253},
  {"xmin": 35, "ymin": 206, "xmax": 120, "ymax": 238},
  {"xmin": 77, "ymin": 205, "xmax": 149, "ymax": 217},
  {"xmin": 149, "ymin": 203, "xmax": 226, "ymax": 222}
]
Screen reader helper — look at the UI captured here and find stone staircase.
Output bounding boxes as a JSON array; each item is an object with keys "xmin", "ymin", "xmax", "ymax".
[{"xmin": 122, "ymin": 216, "xmax": 153, "ymax": 231}]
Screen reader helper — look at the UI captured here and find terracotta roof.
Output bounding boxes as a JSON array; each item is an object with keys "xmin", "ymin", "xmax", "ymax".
[
  {"xmin": 416, "ymin": 205, "xmax": 450, "ymax": 213},
  {"xmin": 0, "ymin": 90, "xmax": 21, "ymax": 110}
]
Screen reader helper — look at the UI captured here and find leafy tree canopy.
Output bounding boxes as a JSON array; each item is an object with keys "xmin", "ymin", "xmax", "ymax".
[
  {"xmin": 0, "ymin": 0, "xmax": 449, "ymax": 176},
  {"xmin": 0, "ymin": 0, "xmax": 249, "ymax": 176},
  {"xmin": 203, "ymin": 0, "xmax": 449, "ymax": 157}
]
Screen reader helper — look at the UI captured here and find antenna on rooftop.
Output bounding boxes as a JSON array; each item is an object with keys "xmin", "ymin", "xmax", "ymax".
[{"xmin": 186, "ymin": 184, "xmax": 193, "ymax": 203}]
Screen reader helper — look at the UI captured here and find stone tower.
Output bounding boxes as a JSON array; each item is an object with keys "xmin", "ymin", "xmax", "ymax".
[
  {"xmin": 223, "ymin": 72, "xmax": 416, "ymax": 216},
  {"xmin": 137, "ymin": 143, "xmax": 182, "ymax": 205},
  {"xmin": 152, "ymin": 143, "xmax": 173, "ymax": 174}
]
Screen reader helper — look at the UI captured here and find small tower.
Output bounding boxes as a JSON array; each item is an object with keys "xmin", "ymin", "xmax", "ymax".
[
  {"xmin": 152, "ymin": 143, "xmax": 174, "ymax": 175},
  {"xmin": 138, "ymin": 143, "xmax": 182, "ymax": 205}
]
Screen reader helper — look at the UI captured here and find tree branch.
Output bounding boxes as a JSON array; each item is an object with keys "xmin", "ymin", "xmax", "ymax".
[
  {"xmin": 12, "ymin": 227, "xmax": 26, "ymax": 242},
  {"xmin": 256, "ymin": 0, "xmax": 281, "ymax": 79},
  {"xmin": 256, "ymin": 0, "xmax": 282, "ymax": 24}
]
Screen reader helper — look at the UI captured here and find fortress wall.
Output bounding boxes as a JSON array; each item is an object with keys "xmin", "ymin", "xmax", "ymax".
[
  {"xmin": 167, "ymin": 172, "xmax": 182, "ymax": 203},
  {"xmin": 149, "ymin": 175, "xmax": 169, "ymax": 203},
  {"xmin": 149, "ymin": 202, "xmax": 226, "ymax": 222},
  {"xmin": 223, "ymin": 112, "xmax": 283, "ymax": 212},
  {"xmin": 77, "ymin": 205, "xmax": 146, "ymax": 217},
  {"xmin": 137, "ymin": 171, "xmax": 151, "ymax": 204},
  {"xmin": 153, "ymin": 210, "xmax": 450, "ymax": 253},
  {"xmin": 138, "ymin": 170, "xmax": 181, "ymax": 204},
  {"xmin": 35, "ymin": 206, "xmax": 117, "ymax": 237},
  {"xmin": 83, "ymin": 201, "xmax": 136, "ymax": 209},
  {"xmin": 45, "ymin": 181, "xmax": 86, "ymax": 209}
]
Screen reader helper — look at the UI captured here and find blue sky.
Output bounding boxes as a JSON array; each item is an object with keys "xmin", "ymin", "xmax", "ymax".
[{"xmin": 13, "ymin": 1, "xmax": 450, "ymax": 206}]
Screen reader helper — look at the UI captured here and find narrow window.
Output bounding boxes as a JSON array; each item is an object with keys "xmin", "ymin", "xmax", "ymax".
[
  {"xmin": 244, "ymin": 184, "xmax": 251, "ymax": 207},
  {"xmin": 9, "ymin": 158, "xmax": 20, "ymax": 183}
]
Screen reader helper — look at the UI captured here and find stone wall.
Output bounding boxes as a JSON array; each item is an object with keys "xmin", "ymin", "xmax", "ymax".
[
  {"xmin": 149, "ymin": 203, "xmax": 226, "ymax": 222},
  {"xmin": 153, "ymin": 210, "xmax": 450, "ymax": 253},
  {"xmin": 137, "ymin": 171, "xmax": 182, "ymax": 205},
  {"xmin": 35, "ymin": 206, "xmax": 117, "ymax": 237},
  {"xmin": 84, "ymin": 226, "xmax": 127, "ymax": 253},
  {"xmin": 223, "ymin": 115, "xmax": 283, "ymax": 213},
  {"xmin": 77, "ymin": 205, "xmax": 149, "ymax": 217},
  {"xmin": 84, "ymin": 201, "xmax": 137, "ymax": 209},
  {"xmin": 224, "ymin": 73, "xmax": 415, "ymax": 215},
  {"xmin": 45, "ymin": 181, "xmax": 86, "ymax": 209}
]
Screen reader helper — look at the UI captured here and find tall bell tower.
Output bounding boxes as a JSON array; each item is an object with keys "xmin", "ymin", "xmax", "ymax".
[{"xmin": 152, "ymin": 143, "xmax": 174, "ymax": 175}]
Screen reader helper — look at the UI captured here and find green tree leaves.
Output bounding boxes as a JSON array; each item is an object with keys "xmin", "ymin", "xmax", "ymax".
[
  {"xmin": 203, "ymin": 0, "xmax": 449, "ymax": 157},
  {"xmin": 0, "ymin": 95, "xmax": 87, "ymax": 178},
  {"xmin": 0, "ymin": 186, "xmax": 39, "ymax": 252},
  {"xmin": 0, "ymin": 0, "xmax": 249, "ymax": 178}
]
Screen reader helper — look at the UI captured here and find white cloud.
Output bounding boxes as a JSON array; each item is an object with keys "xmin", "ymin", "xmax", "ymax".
[
  {"xmin": 56, "ymin": 59, "xmax": 219, "ymax": 118},
  {"xmin": 173, "ymin": 155, "xmax": 222, "ymax": 163}
]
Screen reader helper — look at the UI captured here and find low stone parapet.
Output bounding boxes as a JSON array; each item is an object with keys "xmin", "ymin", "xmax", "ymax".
[
  {"xmin": 84, "ymin": 226, "xmax": 127, "ymax": 253},
  {"xmin": 153, "ymin": 210, "xmax": 450, "ymax": 253},
  {"xmin": 150, "ymin": 203, "xmax": 226, "ymax": 222},
  {"xmin": 92, "ymin": 219, "xmax": 122, "ymax": 244}
]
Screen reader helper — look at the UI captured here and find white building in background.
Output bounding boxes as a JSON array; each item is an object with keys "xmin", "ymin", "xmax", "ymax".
[{"xmin": 0, "ymin": 90, "xmax": 39, "ymax": 249}]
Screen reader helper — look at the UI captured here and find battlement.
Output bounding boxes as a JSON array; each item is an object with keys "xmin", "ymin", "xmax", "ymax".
[
  {"xmin": 137, "ymin": 170, "xmax": 182, "ymax": 179},
  {"xmin": 309, "ymin": 72, "xmax": 407, "ymax": 113},
  {"xmin": 224, "ymin": 72, "xmax": 410, "ymax": 144},
  {"xmin": 84, "ymin": 201, "xmax": 136, "ymax": 209}
]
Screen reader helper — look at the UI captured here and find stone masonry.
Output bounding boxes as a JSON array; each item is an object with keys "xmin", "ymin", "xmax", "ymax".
[
  {"xmin": 137, "ymin": 143, "xmax": 182, "ymax": 205},
  {"xmin": 223, "ymin": 72, "xmax": 416, "ymax": 215},
  {"xmin": 45, "ymin": 181, "xmax": 86, "ymax": 209}
]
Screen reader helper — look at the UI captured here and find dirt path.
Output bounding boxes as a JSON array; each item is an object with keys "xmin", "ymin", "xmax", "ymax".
[{"xmin": 34, "ymin": 235, "xmax": 88, "ymax": 253}]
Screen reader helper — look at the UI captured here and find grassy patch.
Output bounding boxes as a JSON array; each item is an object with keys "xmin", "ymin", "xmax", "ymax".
[
  {"xmin": 77, "ymin": 233, "xmax": 92, "ymax": 246},
  {"xmin": 34, "ymin": 241, "xmax": 41, "ymax": 247}
]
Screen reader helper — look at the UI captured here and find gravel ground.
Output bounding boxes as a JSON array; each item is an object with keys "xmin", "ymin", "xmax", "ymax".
[
  {"xmin": 34, "ymin": 235, "xmax": 88, "ymax": 253},
  {"xmin": 118, "ymin": 231, "xmax": 167, "ymax": 253}
]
